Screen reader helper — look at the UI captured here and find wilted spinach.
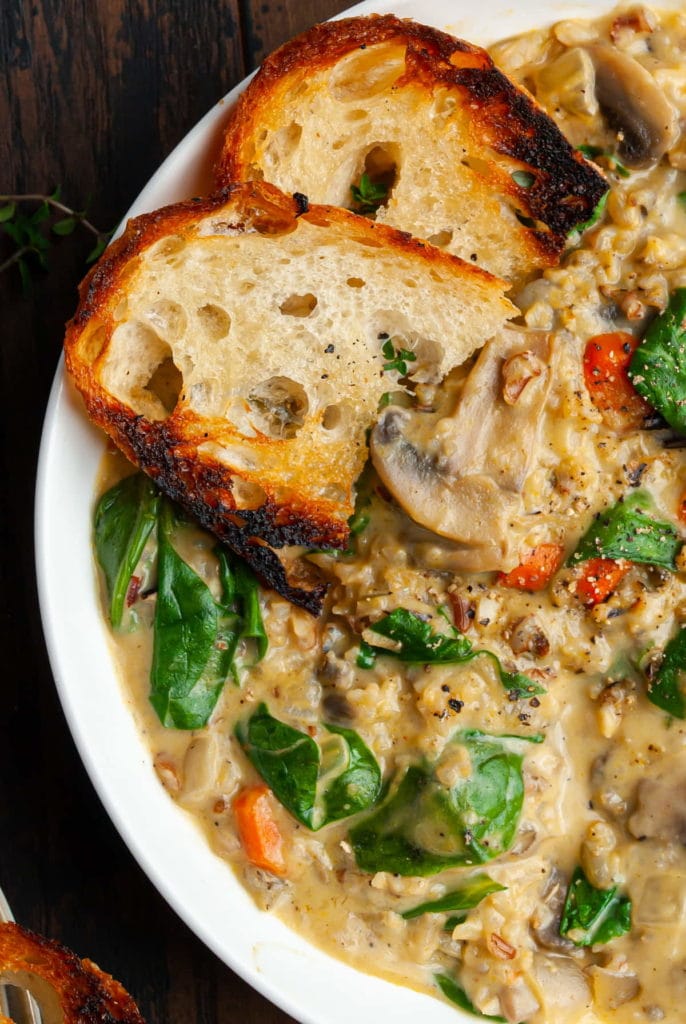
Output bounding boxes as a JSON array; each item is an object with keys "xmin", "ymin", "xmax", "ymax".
[
  {"xmin": 359, "ymin": 609, "xmax": 544, "ymax": 697},
  {"xmin": 629, "ymin": 288, "xmax": 686, "ymax": 433},
  {"xmin": 569, "ymin": 491, "xmax": 681, "ymax": 570},
  {"xmin": 434, "ymin": 973, "xmax": 506, "ymax": 1022},
  {"xmin": 149, "ymin": 501, "xmax": 229, "ymax": 729},
  {"xmin": 560, "ymin": 867, "xmax": 631, "ymax": 947},
  {"xmin": 217, "ymin": 547, "xmax": 267, "ymax": 679},
  {"xmin": 349, "ymin": 732, "xmax": 525, "ymax": 876},
  {"xmin": 646, "ymin": 626, "xmax": 686, "ymax": 719},
  {"xmin": 236, "ymin": 704, "xmax": 381, "ymax": 830},
  {"xmin": 401, "ymin": 872, "xmax": 505, "ymax": 920},
  {"xmin": 94, "ymin": 472, "xmax": 159, "ymax": 628}
]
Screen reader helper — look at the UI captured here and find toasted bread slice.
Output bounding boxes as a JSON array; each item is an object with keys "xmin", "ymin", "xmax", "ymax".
[
  {"xmin": 217, "ymin": 15, "xmax": 607, "ymax": 285},
  {"xmin": 0, "ymin": 921, "xmax": 145, "ymax": 1023},
  {"xmin": 65, "ymin": 182, "xmax": 515, "ymax": 612}
]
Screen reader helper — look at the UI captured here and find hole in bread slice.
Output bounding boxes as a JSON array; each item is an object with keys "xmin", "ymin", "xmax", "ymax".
[
  {"xmin": 231, "ymin": 477, "xmax": 268, "ymax": 510},
  {"xmin": 350, "ymin": 144, "xmax": 399, "ymax": 218},
  {"xmin": 102, "ymin": 322, "xmax": 183, "ymax": 421},
  {"xmin": 196, "ymin": 303, "xmax": 231, "ymax": 340},
  {"xmin": 279, "ymin": 292, "xmax": 318, "ymax": 317},
  {"xmin": 328, "ymin": 42, "xmax": 406, "ymax": 102},
  {"xmin": 145, "ymin": 354, "xmax": 183, "ymax": 414},
  {"xmin": 143, "ymin": 298, "xmax": 187, "ymax": 341},
  {"xmin": 248, "ymin": 376, "xmax": 309, "ymax": 438}
]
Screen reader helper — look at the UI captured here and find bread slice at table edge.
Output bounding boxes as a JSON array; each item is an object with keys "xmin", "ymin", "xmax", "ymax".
[
  {"xmin": 64, "ymin": 181, "xmax": 516, "ymax": 613},
  {"xmin": 217, "ymin": 14, "xmax": 607, "ymax": 284}
]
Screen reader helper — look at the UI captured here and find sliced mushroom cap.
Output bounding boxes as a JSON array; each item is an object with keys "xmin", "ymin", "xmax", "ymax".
[
  {"xmin": 370, "ymin": 330, "xmax": 553, "ymax": 572},
  {"xmin": 588, "ymin": 44, "xmax": 678, "ymax": 167},
  {"xmin": 628, "ymin": 758, "xmax": 686, "ymax": 843},
  {"xmin": 370, "ymin": 405, "xmax": 518, "ymax": 565}
]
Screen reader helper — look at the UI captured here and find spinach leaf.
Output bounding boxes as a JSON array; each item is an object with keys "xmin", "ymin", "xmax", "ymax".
[
  {"xmin": 435, "ymin": 974, "xmax": 506, "ymax": 1022},
  {"xmin": 362, "ymin": 609, "xmax": 545, "ymax": 697},
  {"xmin": 320, "ymin": 723, "xmax": 382, "ymax": 825},
  {"xmin": 237, "ymin": 704, "xmax": 319, "ymax": 827},
  {"xmin": 94, "ymin": 472, "xmax": 159, "ymax": 628},
  {"xmin": 629, "ymin": 288, "xmax": 686, "ymax": 433},
  {"xmin": 646, "ymin": 626, "xmax": 686, "ymax": 718},
  {"xmin": 569, "ymin": 491, "xmax": 681, "ymax": 570},
  {"xmin": 401, "ymin": 873, "xmax": 505, "ymax": 920},
  {"xmin": 236, "ymin": 704, "xmax": 381, "ymax": 830},
  {"xmin": 222, "ymin": 549, "xmax": 268, "ymax": 662},
  {"xmin": 150, "ymin": 501, "xmax": 226, "ymax": 729},
  {"xmin": 349, "ymin": 732, "xmax": 524, "ymax": 876},
  {"xmin": 560, "ymin": 867, "xmax": 631, "ymax": 947}
]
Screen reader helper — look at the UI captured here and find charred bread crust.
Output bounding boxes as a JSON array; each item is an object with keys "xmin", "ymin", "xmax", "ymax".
[
  {"xmin": 0, "ymin": 921, "xmax": 145, "ymax": 1023},
  {"xmin": 218, "ymin": 14, "xmax": 607, "ymax": 268},
  {"xmin": 66, "ymin": 181, "xmax": 510, "ymax": 614}
]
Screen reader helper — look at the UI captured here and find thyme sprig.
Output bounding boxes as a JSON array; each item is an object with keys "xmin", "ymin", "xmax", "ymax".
[{"xmin": 0, "ymin": 188, "xmax": 113, "ymax": 291}]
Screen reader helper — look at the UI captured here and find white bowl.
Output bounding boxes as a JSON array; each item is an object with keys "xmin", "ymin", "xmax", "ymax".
[{"xmin": 35, "ymin": 0, "xmax": 683, "ymax": 1020}]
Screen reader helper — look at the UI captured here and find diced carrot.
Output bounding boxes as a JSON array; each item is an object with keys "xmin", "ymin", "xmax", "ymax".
[
  {"xmin": 583, "ymin": 331, "xmax": 652, "ymax": 430},
  {"xmin": 233, "ymin": 785, "xmax": 286, "ymax": 876},
  {"xmin": 678, "ymin": 490, "xmax": 686, "ymax": 525},
  {"xmin": 498, "ymin": 543, "xmax": 565, "ymax": 592},
  {"xmin": 576, "ymin": 558, "xmax": 631, "ymax": 606}
]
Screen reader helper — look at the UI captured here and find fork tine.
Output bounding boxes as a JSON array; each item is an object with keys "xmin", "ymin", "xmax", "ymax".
[{"xmin": 0, "ymin": 886, "xmax": 41, "ymax": 1024}]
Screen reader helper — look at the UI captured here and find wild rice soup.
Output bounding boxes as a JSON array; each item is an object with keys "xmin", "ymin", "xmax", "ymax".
[{"xmin": 97, "ymin": 6, "xmax": 686, "ymax": 1022}]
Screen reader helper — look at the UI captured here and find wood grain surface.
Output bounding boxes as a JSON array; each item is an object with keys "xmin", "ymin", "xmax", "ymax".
[{"xmin": 0, "ymin": 1, "xmax": 349, "ymax": 1020}]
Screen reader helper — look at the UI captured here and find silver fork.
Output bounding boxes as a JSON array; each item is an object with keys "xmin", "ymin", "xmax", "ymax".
[{"xmin": 0, "ymin": 886, "xmax": 41, "ymax": 1024}]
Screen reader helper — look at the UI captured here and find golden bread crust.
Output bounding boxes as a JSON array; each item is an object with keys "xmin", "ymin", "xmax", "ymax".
[
  {"xmin": 65, "ymin": 181, "xmax": 512, "ymax": 613},
  {"xmin": 0, "ymin": 921, "xmax": 145, "ymax": 1023},
  {"xmin": 217, "ymin": 15, "xmax": 607, "ymax": 278}
]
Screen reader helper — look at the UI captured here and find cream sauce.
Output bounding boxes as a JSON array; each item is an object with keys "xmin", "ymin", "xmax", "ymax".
[{"xmin": 98, "ymin": 6, "xmax": 686, "ymax": 1021}]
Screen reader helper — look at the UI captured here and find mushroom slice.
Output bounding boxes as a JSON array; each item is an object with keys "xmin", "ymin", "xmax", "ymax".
[
  {"xmin": 371, "ymin": 406, "xmax": 518, "ymax": 558},
  {"xmin": 628, "ymin": 756, "xmax": 686, "ymax": 843},
  {"xmin": 370, "ymin": 329, "xmax": 553, "ymax": 571},
  {"xmin": 588, "ymin": 44, "xmax": 678, "ymax": 167}
]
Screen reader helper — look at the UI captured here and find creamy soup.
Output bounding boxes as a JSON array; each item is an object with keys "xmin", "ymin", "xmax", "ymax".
[{"xmin": 95, "ymin": 6, "xmax": 686, "ymax": 1022}]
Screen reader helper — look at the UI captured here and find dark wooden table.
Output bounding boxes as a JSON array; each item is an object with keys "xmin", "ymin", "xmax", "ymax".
[{"xmin": 1, "ymin": 2, "xmax": 349, "ymax": 1019}]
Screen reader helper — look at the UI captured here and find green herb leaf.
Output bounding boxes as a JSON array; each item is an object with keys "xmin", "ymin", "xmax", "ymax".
[
  {"xmin": 357, "ymin": 641, "xmax": 376, "ymax": 669},
  {"xmin": 677, "ymin": 191, "xmax": 686, "ymax": 211},
  {"xmin": 381, "ymin": 337, "xmax": 417, "ymax": 376},
  {"xmin": 350, "ymin": 173, "xmax": 388, "ymax": 213},
  {"xmin": 86, "ymin": 235, "xmax": 110, "ymax": 263},
  {"xmin": 444, "ymin": 914, "xmax": 467, "ymax": 930},
  {"xmin": 52, "ymin": 217, "xmax": 77, "ymax": 236},
  {"xmin": 646, "ymin": 626, "xmax": 686, "ymax": 718},
  {"xmin": 578, "ymin": 145, "xmax": 630, "ymax": 178},
  {"xmin": 401, "ymin": 873, "xmax": 506, "ymax": 920},
  {"xmin": 0, "ymin": 203, "xmax": 16, "ymax": 222},
  {"xmin": 511, "ymin": 170, "xmax": 535, "ymax": 188},
  {"xmin": 362, "ymin": 609, "xmax": 545, "ymax": 696},
  {"xmin": 560, "ymin": 866, "xmax": 631, "ymax": 947},
  {"xmin": 149, "ymin": 501, "xmax": 226, "ymax": 729},
  {"xmin": 435, "ymin": 974, "xmax": 507, "ymax": 1022},
  {"xmin": 94, "ymin": 472, "xmax": 160, "ymax": 628},
  {"xmin": 348, "ymin": 510, "xmax": 370, "ymax": 536},
  {"xmin": 349, "ymin": 732, "xmax": 524, "ymax": 876},
  {"xmin": 237, "ymin": 704, "xmax": 381, "ymax": 830},
  {"xmin": 569, "ymin": 491, "xmax": 681, "ymax": 570},
  {"xmin": 629, "ymin": 288, "xmax": 686, "ymax": 434},
  {"xmin": 570, "ymin": 190, "xmax": 609, "ymax": 236}
]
